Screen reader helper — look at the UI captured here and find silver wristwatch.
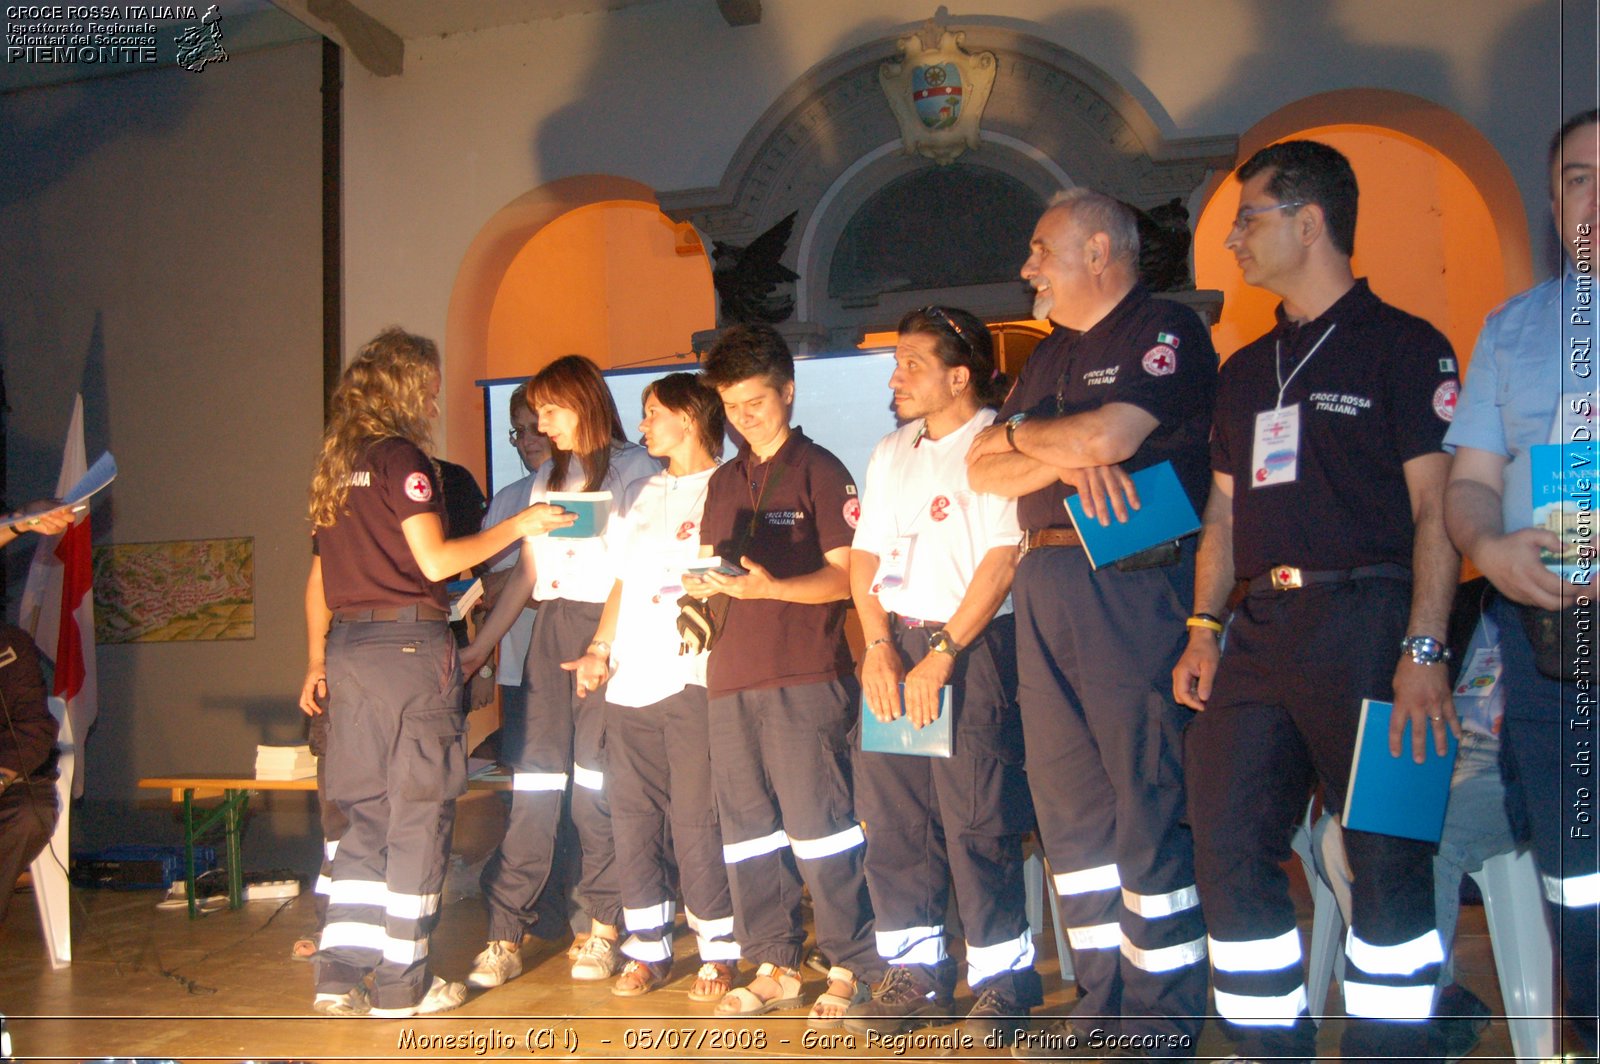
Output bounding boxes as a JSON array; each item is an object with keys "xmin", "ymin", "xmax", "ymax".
[{"xmin": 1399, "ymin": 635, "xmax": 1451, "ymax": 666}]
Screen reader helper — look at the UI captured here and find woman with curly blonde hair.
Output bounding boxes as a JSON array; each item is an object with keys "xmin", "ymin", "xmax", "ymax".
[{"xmin": 299, "ymin": 326, "xmax": 574, "ymax": 1019}]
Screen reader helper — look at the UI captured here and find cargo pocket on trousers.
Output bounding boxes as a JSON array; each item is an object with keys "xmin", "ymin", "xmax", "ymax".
[
  {"xmin": 961, "ymin": 722, "xmax": 1032, "ymax": 836},
  {"xmin": 397, "ymin": 707, "xmax": 468, "ymax": 802}
]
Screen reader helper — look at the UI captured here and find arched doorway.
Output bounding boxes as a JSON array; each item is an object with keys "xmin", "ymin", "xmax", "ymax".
[
  {"xmin": 443, "ymin": 177, "xmax": 716, "ymax": 475},
  {"xmin": 1195, "ymin": 91, "xmax": 1529, "ymax": 364}
]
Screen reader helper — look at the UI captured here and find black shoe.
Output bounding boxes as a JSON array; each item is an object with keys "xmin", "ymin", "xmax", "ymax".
[
  {"xmin": 1433, "ymin": 983, "xmax": 1491, "ymax": 1061},
  {"xmin": 964, "ymin": 984, "xmax": 1032, "ymax": 1046},
  {"xmin": 842, "ymin": 966, "xmax": 953, "ymax": 1036},
  {"xmin": 1011, "ymin": 1018, "xmax": 1092, "ymax": 1059}
]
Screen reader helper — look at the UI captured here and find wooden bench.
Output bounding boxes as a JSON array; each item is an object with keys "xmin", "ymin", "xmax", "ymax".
[{"xmin": 138, "ymin": 773, "xmax": 511, "ymax": 918}]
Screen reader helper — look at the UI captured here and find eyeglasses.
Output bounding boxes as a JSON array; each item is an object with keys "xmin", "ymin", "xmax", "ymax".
[
  {"xmin": 1229, "ymin": 201, "xmax": 1306, "ymax": 234},
  {"xmin": 919, "ymin": 305, "xmax": 975, "ymax": 355},
  {"xmin": 508, "ymin": 427, "xmax": 543, "ymax": 444}
]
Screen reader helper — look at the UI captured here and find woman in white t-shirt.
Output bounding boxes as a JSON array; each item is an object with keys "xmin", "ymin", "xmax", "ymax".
[
  {"xmin": 461, "ymin": 355, "xmax": 660, "ymax": 989},
  {"xmin": 564, "ymin": 372, "xmax": 739, "ymax": 1000}
]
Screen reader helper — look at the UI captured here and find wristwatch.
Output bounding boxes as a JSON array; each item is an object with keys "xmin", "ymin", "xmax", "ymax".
[
  {"xmin": 1005, "ymin": 413, "xmax": 1027, "ymax": 451},
  {"xmin": 1399, "ymin": 635, "xmax": 1451, "ymax": 666},
  {"xmin": 928, "ymin": 628, "xmax": 964, "ymax": 658}
]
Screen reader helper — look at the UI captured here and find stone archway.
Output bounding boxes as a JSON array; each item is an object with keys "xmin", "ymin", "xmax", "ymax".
[
  {"xmin": 442, "ymin": 174, "xmax": 660, "ymax": 473},
  {"xmin": 660, "ymin": 22, "xmax": 1238, "ymax": 351}
]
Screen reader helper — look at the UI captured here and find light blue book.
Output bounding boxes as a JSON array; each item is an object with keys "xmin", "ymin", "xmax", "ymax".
[
  {"xmin": 1342, "ymin": 699, "xmax": 1457, "ymax": 844},
  {"xmin": 545, "ymin": 491, "xmax": 613, "ymax": 538},
  {"xmin": 860, "ymin": 685, "xmax": 953, "ymax": 758},
  {"xmin": 1530, "ymin": 443, "xmax": 1596, "ymax": 585},
  {"xmin": 1062, "ymin": 460, "xmax": 1200, "ymax": 569}
]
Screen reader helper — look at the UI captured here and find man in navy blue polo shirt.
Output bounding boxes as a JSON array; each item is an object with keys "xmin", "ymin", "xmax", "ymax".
[
  {"xmin": 1173, "ymin": 140, "xmax": 1461, "ymax": 1063},
  {"xmin": 968, "ymin": 188, "xmax": 1215, "ymax": 1060}
]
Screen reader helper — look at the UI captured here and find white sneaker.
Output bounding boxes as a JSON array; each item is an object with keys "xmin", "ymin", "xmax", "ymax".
[
  {"xmin": 312, "ymin": 983, "xmax": 370, "ymax": 1017},
  {"xmin": 569, "ymin": 935, "xmax": 620, "ymax": 980},
  {"xmin": 467, "ymin": 941, "xmax": 523, "ymax": 988},
  {"xmin": 368, "ymin": 976, "xmax": 467, "ymax": 1018}
]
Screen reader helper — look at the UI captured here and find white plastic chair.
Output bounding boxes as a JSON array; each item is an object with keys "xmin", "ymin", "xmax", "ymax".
[
  {"xmin": 1024, "ymin": 848, "xmax": 1076, "ymax": 984},
  {"xmin": 1300, "ymin": 810, "xmax": 1556, "ymax": 1060},
  {"xmin": 29, "ymin": 696, "xmax": 73, "ymax": 968}
]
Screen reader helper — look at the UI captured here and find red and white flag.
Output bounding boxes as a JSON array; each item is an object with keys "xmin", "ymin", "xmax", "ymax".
[{"xmin": 19, "ymin": 394, "xmax": 97, "ymax": 797}]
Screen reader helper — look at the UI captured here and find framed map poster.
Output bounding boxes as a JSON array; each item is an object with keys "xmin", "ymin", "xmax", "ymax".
[{"xmin": 92, "ymin": 537, "xmax": 254, "ymax": 643}]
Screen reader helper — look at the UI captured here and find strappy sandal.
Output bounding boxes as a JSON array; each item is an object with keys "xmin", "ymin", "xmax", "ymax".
[
  {"xmin": 714, "ymin": 961, "xmax": 804, "ymax": 1016},
  {"xmin": 688, "ymin": 961, "xmax": 737, "ymax": 1003},
  {"xmin": 611, "ymin": 958, "xmax": 671, "ymax": 997},
  {"xmin": 807, "ymin": 966, "xmax": 868, "ymax": 1030}
]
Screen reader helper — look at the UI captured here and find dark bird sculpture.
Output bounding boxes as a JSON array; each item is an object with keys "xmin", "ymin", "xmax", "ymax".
[
  {"xmin": 1126, "ymin": 197, "xmax": 1194, "ymax": 292},
  {"xmin": 713, "ymin": 211, "xmax": 801, "ymax": 324}
]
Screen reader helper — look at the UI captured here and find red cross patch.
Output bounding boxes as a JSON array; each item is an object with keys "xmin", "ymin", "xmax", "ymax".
[
  {"xmin": 929, "ymin": 495, "xmax": 951, "ymax": 522},
  {"xmin": 403, "ymin": 472, "xmax": 432, "ymax": 502},
  {"xmin": 676, "ymin": 521, "xmax": 696, "ymax": 541},
  {"xmin": 1141, "ymin": 345, "xmax": 1177, "ymax": 376},
  {"xmin": 843, "ymin": 498, "xmax": 860, "ymax": 529},
  {"xmin": 1432, "ymin": 381, "xmax": 1458, "ymax": 422}
]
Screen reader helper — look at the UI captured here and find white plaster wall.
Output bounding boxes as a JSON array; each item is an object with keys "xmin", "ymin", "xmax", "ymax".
[
  {"xmin": 1, "ymin": 39, "xmax": 324, "ymax": 860},
  {"xmin": 342, "ymin": 0, "xmax": 1587, "ymax": 438}
]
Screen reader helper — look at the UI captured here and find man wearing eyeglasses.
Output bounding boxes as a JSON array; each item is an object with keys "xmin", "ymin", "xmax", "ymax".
[
  {"xmin": 1172, "ymin": 140, "xmax": 1460, "ymax": 1063},
  {"xmin": 967, "ymin": 189, "xmax": 1216, "ymax": 1060}
]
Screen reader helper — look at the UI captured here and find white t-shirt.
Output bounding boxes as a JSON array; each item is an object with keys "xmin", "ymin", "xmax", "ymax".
[
  {"xmin": 484, "ymin": 473, "xmax": 538, "ymax": 687},
  {"xmin": 603, "ymin": 466, "xmax": 716, "ymax": 708},
  {"xmin": 852, "ymin": 408, "xmax": 1021, "ymax": 623},
  {"xmin": 526, "ymin": 442, "xmax": 661, "ymax": 604}
]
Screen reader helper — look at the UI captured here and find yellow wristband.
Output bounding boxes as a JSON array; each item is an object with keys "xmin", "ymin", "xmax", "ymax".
[{"xmin": 1185, "ymin": 614, "xmax": 1224, "ymax": 634}]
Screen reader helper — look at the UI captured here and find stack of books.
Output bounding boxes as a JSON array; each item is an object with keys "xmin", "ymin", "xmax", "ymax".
[{"xmin": 255, "ymin": 743, "xmax": 316, "ymax": 781}]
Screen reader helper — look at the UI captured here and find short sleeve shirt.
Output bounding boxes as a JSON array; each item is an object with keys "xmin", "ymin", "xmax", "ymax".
[
  {"xmin": 1212, "ymin": 280, "xmax": 1460, "ymax": 578},
  {"xmin": 315, "ymin": 436, "xmax": 447, "ymax": 610},
  {"xmin": 999, "ymin": 284, "xmax": 1217, "ymax": 529},
  {"xmin": 1445, "ymin": 275, "xmax": 1591, "ymax": 534},
  {"xmin": 700, "ymin": 428, "xmax": 858, "ymax": 699},
  {"xmin": 852, "ymin": 408, "xmax": 1021, "ymax": 622},
  {"xmin": 525, "ymin": 442, "xmax": 661, "ymax": 603}
]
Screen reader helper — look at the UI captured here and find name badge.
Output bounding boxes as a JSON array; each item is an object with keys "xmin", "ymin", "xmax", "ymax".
[
  {"xmin": 871, "ymin": 535, "xmax": 916, "ymax": 595},
  {"xmin": 1251, "ymin": 404, "xmax": 1300, "ymax": 488}
]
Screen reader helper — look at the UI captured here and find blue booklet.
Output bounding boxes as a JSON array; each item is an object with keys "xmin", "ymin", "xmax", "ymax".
[
  {"xmin": 545, "ymin": 491, "xmax": 613, "ymax": 538},
  {"xmin": 859, "ymin": 685, "xmax": 953, "ymax": 758},
  {"xmin": 1530, "ymin": 443, "xmax": 1595, "ymax": 585},
  {"xmin": 1341, "ymin": 699, "xmax": 1457, "ymax": 843},
  {"xmin": 1062, "ymin": 460, "xmax": 1200, "ymax": 569}
]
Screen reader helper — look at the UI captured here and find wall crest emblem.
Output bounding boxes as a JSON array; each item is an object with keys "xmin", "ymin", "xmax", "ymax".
[{"xmin": 879, "ymin": 23, "xmax": 996, "ymax": 165}]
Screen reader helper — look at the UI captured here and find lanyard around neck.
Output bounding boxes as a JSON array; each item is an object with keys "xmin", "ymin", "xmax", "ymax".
[{"xmin": 1274, "ymin": 322, "xmax": 1337, "ymax": 409}]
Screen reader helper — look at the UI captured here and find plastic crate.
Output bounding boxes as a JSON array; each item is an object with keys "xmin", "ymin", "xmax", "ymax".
[{"xmin": 71, "ymin": 844, "xmax": 217, "ymax": 890}]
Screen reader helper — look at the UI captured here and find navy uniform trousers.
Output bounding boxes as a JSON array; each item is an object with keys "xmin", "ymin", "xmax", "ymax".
[
  {"xmin": 481, "ymin": 597, "xmax": 620, "ymax": 942},
  {"xmin": 1013, "ymin": 544, "xmax": 1208, "ymax": 1047},
  {"xmin": 1494, "ymin": 596, "xmax": 1598, "ymax": 1054},
  {"xmin": 1188, "ymin": 577, "xmax": 1442, "ymax": 1063},
  {"xmin": 316, "ymin": 617, "xmax": 465, "ymax": 1010},
  {"xmin": 854, "ymin": 613, "xmax": 1041, "ymax": 1004},
  {"xmin": 708, "ymin": 677, "xmax": 880, "ymax": 980},
  {"xmin": 607, "ymin": 686, "xmax": 738, "ymax": 967}
]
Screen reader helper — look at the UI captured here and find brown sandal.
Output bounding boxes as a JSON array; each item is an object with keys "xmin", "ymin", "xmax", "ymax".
[
  {"xmin": 688, "ymin": 961, "xmax": 737, "ymax": 1003},
  {"xmin": 611, "ymin": 958, "xmax": 671, "ymax": 997},
  {"xmin": 715, "ymin": 962, "xmax": 805, "ymax": 1016}
]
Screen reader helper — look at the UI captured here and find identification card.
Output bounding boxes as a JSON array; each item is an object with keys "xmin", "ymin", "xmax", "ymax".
[
  {"xmin": 871, "ymin": 535, "xmax": 916, "ymax": 595},
  {"xmin": 1251, "ymin": 404, "xmax": 1300, "ymax": 488}
]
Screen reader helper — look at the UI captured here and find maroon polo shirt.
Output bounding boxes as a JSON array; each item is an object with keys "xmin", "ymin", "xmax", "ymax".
[
  {"xmin": 314, "ymin": 436, "xmax": 448, "ymax": 610},
  {"xmin": 700, "ymin": 428, "xmax": 858, "ymax": 699}
]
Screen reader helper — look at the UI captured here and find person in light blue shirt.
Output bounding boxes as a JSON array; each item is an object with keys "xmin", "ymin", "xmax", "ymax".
[{"xmin": 1444, "ymin": 107, "xmax": 1598, "ymax": 1056}]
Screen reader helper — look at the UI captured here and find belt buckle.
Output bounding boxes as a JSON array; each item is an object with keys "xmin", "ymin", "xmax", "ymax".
[{"xmin": 1270, "ymin": 565, "xmax": 1303, "ymax": 591}]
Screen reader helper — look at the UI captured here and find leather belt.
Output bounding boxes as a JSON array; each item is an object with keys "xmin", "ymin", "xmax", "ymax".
[
  {"xmin": 1248, "ymin": 562, "xmax": 1411, "ymax": 594},
  {"xmin": 1020, "ymin": 527, "xmax": 1081, "ymax": 555},
  {"xmin": 332, "ymin": 604, "xmax": 450, "ymax": 624},
  {"xmin": 893, "ymin": 614, "xmax": 947, "ymax": 630}
]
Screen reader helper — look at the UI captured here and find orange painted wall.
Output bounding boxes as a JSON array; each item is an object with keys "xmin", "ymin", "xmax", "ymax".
[
  {"xmin": 1196, "ymin": 126, "xmax": 1508, "ymax": 369},
  {"xmin": 485, "ymin": 200, "xmax": 715, "ymax": 379}
]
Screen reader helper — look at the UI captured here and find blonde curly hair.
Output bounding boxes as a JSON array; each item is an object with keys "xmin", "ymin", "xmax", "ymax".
[{"xmin": 308, "ymin": 327, "xmax": 440, "ymax": 530}]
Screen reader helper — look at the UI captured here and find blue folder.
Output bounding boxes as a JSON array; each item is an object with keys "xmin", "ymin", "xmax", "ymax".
[
  {"xmin": 859, "ymin": 685, "xmax": 953, "ymax": 758},
  {"xmin": 1341, "ymin": 699, "xmax": 1457, "ymax": 843},
  {"xmin": 545, "ymin": 491, "xmax": 612, "ymax": 538},
  {"xmin": 1062, "ymin": 460, "xmax": 1200, "ymax": 569}
]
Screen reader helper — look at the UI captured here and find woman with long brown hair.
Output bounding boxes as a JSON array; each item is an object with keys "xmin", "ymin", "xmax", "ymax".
[
  {"xmin": 461, "ymin": 354, "xmax": 660, "ymax": 990},
  {"xmin": 299, "ymin": 327, "xmax": 572, "ymax": 1018}
]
